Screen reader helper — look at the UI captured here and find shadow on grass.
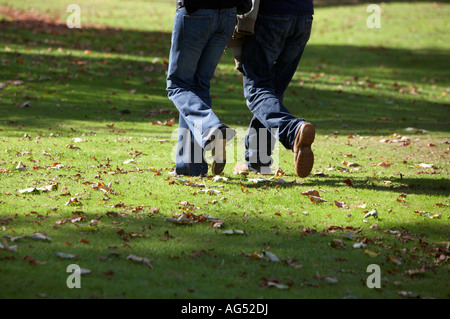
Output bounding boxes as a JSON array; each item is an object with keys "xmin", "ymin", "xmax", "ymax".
[{"xmin": 0, "ymin": 17, "xmax": 449, "ymax": 137}]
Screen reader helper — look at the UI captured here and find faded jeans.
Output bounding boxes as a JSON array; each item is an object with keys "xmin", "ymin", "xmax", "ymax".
[
  {"xmin": 167, "ymin": 7, "xmax": 237, "ymax": 176},
  {"xmin": 242, "ymin": 14, "xmax": 313, "ymax": 172}
]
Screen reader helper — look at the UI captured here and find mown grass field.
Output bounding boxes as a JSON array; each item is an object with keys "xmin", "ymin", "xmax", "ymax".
[{"xmin": 0, "ymin": 1, "xmax": 449, "ymax": 299}]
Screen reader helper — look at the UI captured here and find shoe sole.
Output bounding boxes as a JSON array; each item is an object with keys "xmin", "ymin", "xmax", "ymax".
[{"xmin": 294, "ymin": 123, "xmax": 315, "ymax": 178}]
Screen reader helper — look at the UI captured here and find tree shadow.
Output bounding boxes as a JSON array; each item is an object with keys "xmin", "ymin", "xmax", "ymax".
[{"xmin": 0, "ymin": 17, "xmax": 448, "ymax": 137}]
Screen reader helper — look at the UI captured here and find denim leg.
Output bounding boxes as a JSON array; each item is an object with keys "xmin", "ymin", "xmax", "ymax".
[
  {"xmin": 175, "ymin": 113, "xmax": 208, "ymax": 176},
  {"xmin": 167, "ymin": 8, "xmax": 236, "ymax": 175},
  {"xmin": 242, "ymin": 14, "xmax": 313, "ymax": 157}
]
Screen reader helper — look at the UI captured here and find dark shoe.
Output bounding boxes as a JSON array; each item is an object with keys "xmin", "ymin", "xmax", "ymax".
[
  {"xmin": 293, "ymin": 122, "xmax": 315, "ymax": 178},
  {"xmin": 210, "ymin": 127, "xmax": 235, "ymax": 175}
]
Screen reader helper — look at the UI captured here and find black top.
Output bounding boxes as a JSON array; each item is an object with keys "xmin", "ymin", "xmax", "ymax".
[
  {"xmin": 259, "ymin": 0, "xmax": 314, "ymax": 15},
  {"xmin": 179, "ymin": 0, "xmax": 252, "ymax": 14}
]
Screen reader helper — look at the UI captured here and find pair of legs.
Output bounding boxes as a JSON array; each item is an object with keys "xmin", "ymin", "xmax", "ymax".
[
  {"xmin": 242, "ymin": 14, "xmax": 315, "ymax": 176},
  {"xmin": 166, "ymin": 8, "xmax": 237, "ymax": 176}
]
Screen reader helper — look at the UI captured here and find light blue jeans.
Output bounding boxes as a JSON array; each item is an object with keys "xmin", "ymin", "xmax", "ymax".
[
  {"xmin": 242, "ymin": 14, "xmax": 313, "ymax": 171},
  {"xmin": 166, "ymin": 7, "xmax": 237, "ymax": 176}
]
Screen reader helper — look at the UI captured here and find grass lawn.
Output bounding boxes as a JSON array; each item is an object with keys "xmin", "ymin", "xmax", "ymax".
[{"xmin": 0, "ymin": 0, "xmax": 449, "ymax": 299}]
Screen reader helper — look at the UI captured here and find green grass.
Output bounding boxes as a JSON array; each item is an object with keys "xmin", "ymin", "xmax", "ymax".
[{"xmin": 0, "ymin": 1, "xmax": 449, "ymax": 299}]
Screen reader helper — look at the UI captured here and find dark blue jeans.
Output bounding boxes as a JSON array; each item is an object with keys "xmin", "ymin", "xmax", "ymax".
[
  {"xmin": 167, "ymin": 8, "xmax": 237, "ymax": 176},
  {"xmin": 242, "ymin": 14, "xmax": 313, "ymax": 171}
]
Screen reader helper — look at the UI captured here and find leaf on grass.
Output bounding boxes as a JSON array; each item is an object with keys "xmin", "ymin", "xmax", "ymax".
[
  {"xmin": 19, "ymin": 187, "xmax": 40, "ymax": 194},
  {"xmin": 364, "ymin": 249, "xmax": 379, "ymax": 258},
  {"xmin": 323, "ymin": 277, "xmax": 339, "ymax": 284},
  {"xmin": 342, "ymin": 161, "xmax": 359, "ymax": 167},
  {"xmin": 66, "ymin": 144, "xmax": 81, "ymax": 150},
  {"xmin": 309, "ymin": 195, "xmax": 327, "ymax": 204},
  {"xmin": 329, "ymin": 239, "xmax": 346, "ymax": 249},
  {"xmin": 19, "ymin": 184, "xmax": 57, "ymax": 194},
  {"xmin": 414, "ymin": 210, "xmax": 441, "ymax": 219},
  {"xmin": 314, "ymin": 171, "xmax": 329, "ymax": 177},
  {"xmin": 377, "ymin": 161, "xmax": 393, "ymax": 167},
  {"xmin": 222, "ymin": 230, "xmax": 245, "ymax": 235},
  {"xmin": 416, "ymin": 163, "xmax": 438, "ymax": 169},
  {"xmin": 92, "ymin": 182, "xmax": 116, "ymax": 194},
  {"xmin": 334, "ymin": 200, "xmax": 349, "ymax": 209},
  {"xmin": 248, "ymin": 177, "xmax": 270, "ymax": 183},
  {"xmin": 28, "ymin": 232, "xmax": 52, "ymax": 242},
  {"xmin": 0, "ymin": 239, "xmax": 17, "ymax": 253},
  {"xmin": 262, "ymin": 250, "xmax": 280, "ymax": 262},
  {"xmin": 15, "ymin": 161, "xmax": 27, "ymax": 171},
  {"xmin": 151, "ymin": 118, "xmax": 175, "ymax": 126},
  {"xmin": 22, "ymin": 255, "xmax": 46, "ymax": 265},
  {"xmin": 198, "ymin": 189, "xmax": 221, "ymax": 195},
  {"xmin": 232, "ymin": 162, "xmax": 250, "ymax": 175},
  {"xmin": 284, "ymin": 258, "xmax": 303, "ymax": 269},
  {"xmin": 123, "ymin": 159, "xmax": 135, "ymax": 164},
  {"xmin": 212, "ymin": 175, "xmax": 229, "ymax": 182},
  {"xmin": 18, "ymin": 101, "xmax": 32, "ymax": 108},
  {"xmin": 388, "ymin": 256, "xmax": 402, "ymax": 265},
  {"xmin": 397, "ymin": 291, "xmax": 420, "ymax": 299},
  {"xmin": 79, "ymin": 268, "xmax": 92, "ymax": 275},
  {"xmin": 212, "ymin": 220, "xmax": 224, "ymax": 228},
  {"xmin": 403, "ymin": 267, "xmax": 425, "ymax": 276},
  {"xmin": 126, "ymin": 254, "xmax": 153, "ymax": 268},
  {"xmin": 274, "ymin": 167, "xmax": 286, "ymax": 179},
  {"xmin": 65, "ymin": 197, "xmax": 83, "ymax": 206},
  {"xmin": 364, "ymin": 209, "xmax": 378, "ymax": 219},
  {"xmin": 301, "ymin": 189, "xmax": 320, "ymax": 196},
  {"xmin": 343, "ymin": 179, "xmax": 353, "ymax": 186},
  {"xmin": 56, "ymin": 252, "xmax": 77, "ymax": 259},
  {"xmin": 164, "ymin": 215, "xmax": 193, "ymax": 225},
  {"xmin": 266, "ymin": 281, "xmax": 289, "ymax": 289},
  {"xmin": 260, "ymin": 277, "xmax": 290, "ymax": 289}
]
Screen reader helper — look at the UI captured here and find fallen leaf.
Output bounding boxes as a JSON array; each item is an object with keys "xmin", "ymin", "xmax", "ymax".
[
  {"xmin": 342, "ymin": 161, "xmax": 359, "ymax": 167},
  {"xmin": 364, "ymin": 249, "xmax": 379, "ymax": 257},
  {"xmin": 301, "ymin": 189, "xmax": 320, "ymax": 196},
  {"xmin": 309, "ymin": 196, "xmax": 327, "ymax": 204},
  {"xmin": 212, "ymin": 175, "xmax": 229, "ymax": 182},
  {"xmin": 343, "ymin": 179, "xmax": 353, "ymax": 186},
  {"xmin": 377, "ymin": 161, "xmax": 393, "ymax": 167},
  {"xmin": 65, "ymin": 197, "xmax": 82, "ymax": 206},
  {"xmin": 126, "ymin": 254, "xmax": 153, "ymax": 268},
  {"xmin": 28, "ymin": 232, "xmax": 52, "ymax": 242},
  {"xmin": 364, "ymin": 209, "xmax": 378, "ymax": 219},
  {"xmin": 262, "ymin": 250, "xmax": 280, "ymax": 262},
  {"xmin": 56, "ymin": 252, "xmax": 77, "ymax": 259},
  {"xmin": 164, "ymin": 215, "xmax": 193, "ymax": 225},
  {"xmin": 222, "ymin": 230, "xmax": 245, "ymax": 235},
  {"xmin": 334, "ymin": 200, "xmax": 349, "ymax": 209}
]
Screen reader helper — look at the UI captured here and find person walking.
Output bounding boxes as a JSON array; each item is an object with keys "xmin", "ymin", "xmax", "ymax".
[
  {"xmin": 239, "ymin": 0, "xmax": 316, "ymax": 177},
  {"xmin": 166, "ymin": 0, "xmax": 252, "ymax": 176}
]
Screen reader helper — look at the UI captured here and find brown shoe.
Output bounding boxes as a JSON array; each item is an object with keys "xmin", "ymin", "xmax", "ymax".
[{"xmin": 293, "ymin": 122, "xmax": 315, "ymax": 178}]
